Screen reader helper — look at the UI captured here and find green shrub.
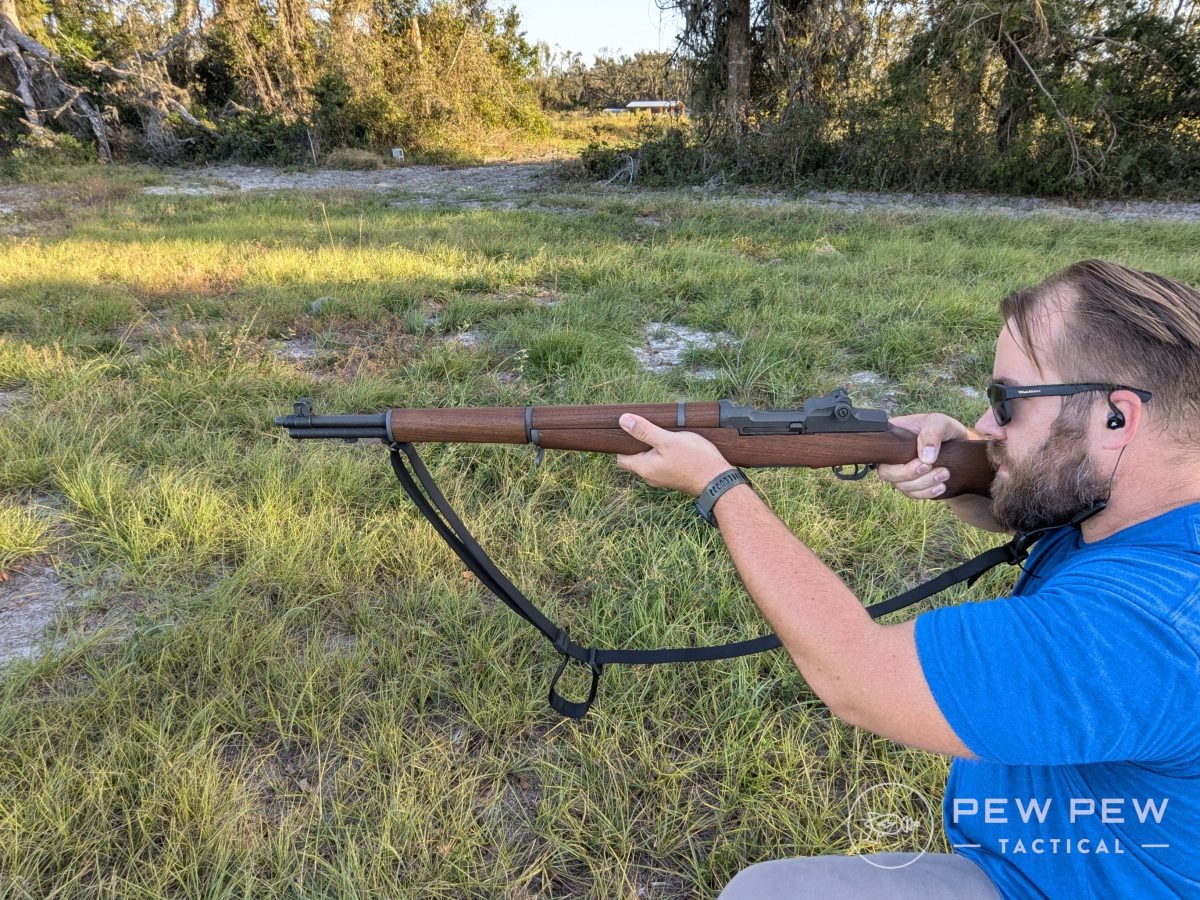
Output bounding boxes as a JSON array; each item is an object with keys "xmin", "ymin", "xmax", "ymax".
[
  {"xmin": 215, "ymin": 111, "xmax": 311, "ymax": 165},
  {"xmin": 0, "ymin": 132, "xmax": 97, "ymax": 179},
  {"xmin": 580, "ymin": 127, "xmax": 713, "ymax": 185},
  {"xmin": 579, "ymin": 141, "xmax": 624, "ymax": 179},
  {"xmin": 312, "ymin": 72, "xmax": 415, "ymax": 152}
]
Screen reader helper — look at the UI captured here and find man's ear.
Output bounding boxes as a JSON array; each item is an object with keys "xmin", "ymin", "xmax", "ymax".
[{"xmin": 1099, "ymin": 389, "xmax": 1146, "ymax": 449}]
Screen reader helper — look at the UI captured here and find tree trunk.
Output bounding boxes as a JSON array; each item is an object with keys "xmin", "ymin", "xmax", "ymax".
[
  {"xmin": 995, "ymin": 32, "xmax": 1028, "ymax": 156},
  {"xmin": 724, "ymin": 0, "xmax": 751, "ymax": 134},
  {"xmin": 0, "ymin": 0, "xmax": 22, "ymax": 32},
  {"xmin": 411, "ymin": 17, "xmax": 431, "ymax": 118}
]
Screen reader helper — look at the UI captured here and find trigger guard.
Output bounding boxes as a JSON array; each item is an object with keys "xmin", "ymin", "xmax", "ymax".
[{"xmin": 832, "ymin": 463, "xmax": 877, "ymax": 482}]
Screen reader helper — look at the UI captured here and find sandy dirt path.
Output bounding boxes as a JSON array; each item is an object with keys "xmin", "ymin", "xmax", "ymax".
[{"xmin": 134, "ymin": 161, "xmax": 1200, "ymax": 224}]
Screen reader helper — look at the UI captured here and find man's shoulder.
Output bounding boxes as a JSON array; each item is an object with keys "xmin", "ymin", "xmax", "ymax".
[
  {"xmin": 1045, "ymin": 504, "xmax": 1200, "ymax": 579},
  {"xmin": 1038, "ymin": 525, "xmax": 1200, "ymax": 640},
  {"xmin": 1112, "ymin": 501, "xmax": 1200, "ymax": 554}
]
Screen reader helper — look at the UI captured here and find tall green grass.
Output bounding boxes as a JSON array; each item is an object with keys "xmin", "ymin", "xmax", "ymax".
[{"xmin": 2, "ymin": 178, "xmax": 1197, "ymax": 897}]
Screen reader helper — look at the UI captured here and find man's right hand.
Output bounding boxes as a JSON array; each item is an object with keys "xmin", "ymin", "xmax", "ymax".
[
  {"xmin": 877, "ymin": 413, "xmax": 972, "ymax": 500},
  {"xmin": 879, "ymin": 413, "xmax": 1009, "ymax": 532}
]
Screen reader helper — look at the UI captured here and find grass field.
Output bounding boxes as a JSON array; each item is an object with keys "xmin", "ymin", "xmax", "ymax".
[{"xmin": 2, "ymin": 166, "xmax": 1198, "ymax": 898}]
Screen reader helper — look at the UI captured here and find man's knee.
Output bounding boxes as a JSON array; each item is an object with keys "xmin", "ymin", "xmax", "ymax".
[
  {"xmin": 718, "ymin": 853, "xmax": 999, "ymax": 900},
  {"xmin": 718, "ymin": 855, "xmax": 874, "ymax": 900}
]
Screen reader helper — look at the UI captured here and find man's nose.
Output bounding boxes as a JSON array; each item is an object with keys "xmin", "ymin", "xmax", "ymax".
[{"xmin": 975, "ymin": 407, "xmax": 1005, "ymax": 440}]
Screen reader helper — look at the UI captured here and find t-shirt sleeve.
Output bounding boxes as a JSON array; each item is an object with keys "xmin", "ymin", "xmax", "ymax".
[{"xmin": 915, "ymin": 579, "xmax": 1200, "ymax": 767}]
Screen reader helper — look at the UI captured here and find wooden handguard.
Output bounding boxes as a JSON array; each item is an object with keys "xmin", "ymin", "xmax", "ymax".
[{"xmin": 386, "ymin": 402, "xmax": 994, "ymax": 499}]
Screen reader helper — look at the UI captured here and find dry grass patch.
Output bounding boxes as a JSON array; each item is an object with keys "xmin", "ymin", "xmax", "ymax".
[{"xmin": 324, "ymin": 149, "xmax": 388, "ymax": 171}]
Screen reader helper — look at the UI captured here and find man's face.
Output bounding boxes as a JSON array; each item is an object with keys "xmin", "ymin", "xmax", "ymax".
[
  {"xmin": 985, "ymin": 406, "xmax": 1110, "ymax": 533},
  {"xmin": 976, "ymin": 310, "xmax": 1110, "ymax": 533}
]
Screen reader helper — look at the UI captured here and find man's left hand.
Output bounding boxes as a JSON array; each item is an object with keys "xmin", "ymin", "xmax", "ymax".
[{"xmin": 615, "ymin": 414, "xmax": 735, "ymax": 497}]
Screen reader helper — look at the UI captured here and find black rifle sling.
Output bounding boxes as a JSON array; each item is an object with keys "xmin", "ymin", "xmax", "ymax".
[{"xmin": 389, "ymin": 442, "xmax": 1035, "ymax": 719}]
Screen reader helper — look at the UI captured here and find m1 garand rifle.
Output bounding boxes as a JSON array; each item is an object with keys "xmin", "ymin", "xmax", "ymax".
[{"xmin": 275, "ymin": 389, "xmax": 1010, "ymax": 718}]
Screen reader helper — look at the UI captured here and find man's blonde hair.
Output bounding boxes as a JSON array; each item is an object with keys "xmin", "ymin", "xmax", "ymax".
[{"xmin": 1001, "ymin": 259, "xmax": 1200, "ymax": 443}]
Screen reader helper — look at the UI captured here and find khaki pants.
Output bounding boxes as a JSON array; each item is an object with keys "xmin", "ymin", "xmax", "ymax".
[{"xmin": 718, "ymin": 853, "xmax": 1001, "ymax": 899}]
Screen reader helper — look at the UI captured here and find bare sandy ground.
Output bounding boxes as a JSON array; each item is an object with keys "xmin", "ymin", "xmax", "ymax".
[
  {"xmin": 132, "ymin": 161, "xmax": 1200, "ymax": 223},
  {"xmin": 3, "ymin": 159, "xmax": 1200, "ymax": 223}
]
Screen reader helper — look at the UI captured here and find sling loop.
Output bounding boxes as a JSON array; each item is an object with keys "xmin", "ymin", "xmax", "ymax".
[{"xmin": 389, "ymin": 442, "xmax": 1035, "ymax": 718}]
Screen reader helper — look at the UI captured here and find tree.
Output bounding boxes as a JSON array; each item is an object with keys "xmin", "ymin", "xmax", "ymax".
[
  {"xmin": 724, "ymin": 0, "xmax": 750, "ymax": 131},
  {"xmin": 1, "ymin": 0, "xmax": 114, "ymax": 158},
  {"xmin": 659, "ymin": 0, "xmax": 1200, "ymax": 194},
  {"xmin": 667, "ymin": 0, "xmax": 872, "ymax": 132},
  {"xmin": 889, "ymin": 1, "xmax": 1200, "ymax": 187},
  {"xmin": 1, "ymin": 0, "xmax": 547, "ymax": 161},
  {"xmin": 1, "ymin": 0, "xmax": 222, "ymax": 160}
]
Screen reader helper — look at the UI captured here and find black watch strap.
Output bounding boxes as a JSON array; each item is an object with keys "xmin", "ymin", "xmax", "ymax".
[{"xmin": 695, "ymin": 468, "xmax": 751, "ymax": 525}]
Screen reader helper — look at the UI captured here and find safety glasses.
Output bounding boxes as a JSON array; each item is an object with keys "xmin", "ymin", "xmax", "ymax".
[{"xmin": 985, "ymin": 382, "xmax": 1153, "ymax": 426}]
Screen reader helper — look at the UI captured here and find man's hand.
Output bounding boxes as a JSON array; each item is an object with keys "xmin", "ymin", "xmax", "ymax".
[
  {"xmin": 877, "ymin": 413, "xmax": 972, "ymax": 500},
  {"xmin": 879, "ymin": 413, "xmax": 1007, "ymax": 532},
  {"xmin": 615, "ymin": 414, "xmax": 734, "ymax": 497}
]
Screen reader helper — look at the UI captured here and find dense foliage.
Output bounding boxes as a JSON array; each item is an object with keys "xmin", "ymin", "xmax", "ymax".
[
  {"xmin": 0, "ymin": 0, "xmax": 547, "ymax": 163},
  {"xmin": 2, "ymin": 0, "xmax": 1197, "ymax": 195},
  {"xmin": 643, "ymin": 0, "xmax": 1200, "ymax": 197}
]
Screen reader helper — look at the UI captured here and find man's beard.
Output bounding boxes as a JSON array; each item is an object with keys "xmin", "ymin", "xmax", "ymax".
[{"xmin": 987, "ymin": 411, "xmax": 1111, "ymax": 534}]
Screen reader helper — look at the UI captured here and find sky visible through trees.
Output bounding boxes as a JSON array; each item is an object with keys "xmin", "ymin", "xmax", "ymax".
[{"xmin": 510, "ymin": 0, "xmax": 683, "ymax": 62}]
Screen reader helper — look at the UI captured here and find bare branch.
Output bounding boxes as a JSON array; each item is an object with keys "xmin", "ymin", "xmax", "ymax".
[
  {"xmin": 166, "ymin": 98, "xmax": 217, "ymax": 136},
  {"xmin": 138, "ymin": 27, "xmax": 192, "ymax": 64},
  {"xmin": 0, "ymin": 39, "xmax": 45, "ymax": 129},
  {"xmin": 1001, "ymin": 29, "xmax": 1096, "ymax": 180}
]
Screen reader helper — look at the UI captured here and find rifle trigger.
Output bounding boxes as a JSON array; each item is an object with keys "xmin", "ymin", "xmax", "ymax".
[{"xmin": 831, "ymin": 463, "xmax": 876, "ymax": 482}]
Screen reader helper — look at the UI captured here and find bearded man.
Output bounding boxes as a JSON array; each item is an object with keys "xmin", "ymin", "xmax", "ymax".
[{"xmin": 614, "ymin": 259, "xmax": 1200, "ymax": 898}]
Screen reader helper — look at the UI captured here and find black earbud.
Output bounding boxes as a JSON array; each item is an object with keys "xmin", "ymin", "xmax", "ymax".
[{"xmin": 1106, "ymin": 395, "xmax": 1125, "ymax": 429}]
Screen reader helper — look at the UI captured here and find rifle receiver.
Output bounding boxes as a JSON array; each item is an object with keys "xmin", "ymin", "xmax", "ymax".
[{"xmin": 719, "ymin": 389, "xmax": 888, "ymax": 434}]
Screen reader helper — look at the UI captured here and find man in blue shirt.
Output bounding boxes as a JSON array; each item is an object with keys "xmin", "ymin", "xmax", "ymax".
[{"xmin": 614, "ymin": 259, "xmax": 1200, "ymax": 898}]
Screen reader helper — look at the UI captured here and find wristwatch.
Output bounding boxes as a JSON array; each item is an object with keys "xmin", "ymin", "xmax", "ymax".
[{"xmin": 695, "ymin": 468, "xmax": 751, "ymax": 525}]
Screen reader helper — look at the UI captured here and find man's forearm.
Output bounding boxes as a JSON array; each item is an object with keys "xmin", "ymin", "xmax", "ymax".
[
  {"xmin": 710, "ymin": 484, "xmax": 876, "ymax": 712},
  {"xmin": 613, "ymin": 412, "xmax": 973, "ymax": 756}
]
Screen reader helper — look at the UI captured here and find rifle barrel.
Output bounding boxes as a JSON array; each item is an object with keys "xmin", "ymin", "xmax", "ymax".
[{"xmin": 273, "ymin": 410, "xmax": 389, "ymax": 442}]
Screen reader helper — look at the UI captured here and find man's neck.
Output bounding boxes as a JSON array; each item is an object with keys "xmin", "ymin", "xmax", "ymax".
[{"xmin": 1081, "ymin": 476, "xmax": 1200, "ymax": 543}]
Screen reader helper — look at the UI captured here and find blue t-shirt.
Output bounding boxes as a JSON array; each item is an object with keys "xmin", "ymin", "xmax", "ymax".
[{"xmin": 915, "ymin": 502, "xmax": 1200, "ymax": 898}]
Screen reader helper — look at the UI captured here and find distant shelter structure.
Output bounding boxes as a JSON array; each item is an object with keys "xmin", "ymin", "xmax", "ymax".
[{"xmin": 604, "ymin": 100, "xmax": 685, "ymax": 115}]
